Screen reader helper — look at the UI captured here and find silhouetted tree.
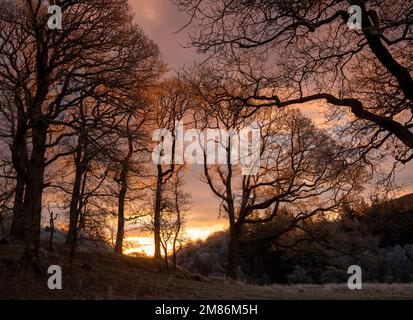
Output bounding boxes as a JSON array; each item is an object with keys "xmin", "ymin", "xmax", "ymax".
[
  {"xmin": 0, "ymin": 0, "xmax": 163, "ymax": 268},
  {"xmin": 113, "ymin": 106, "xmax": 152, "ymax": 254},
  {"xmin": 151, "ymin": 79, "xmax": 193, "ymax": 260},
  {"xmin": 159, "ymin": 168, "xmax": 191, "ymax": 269},
  {"xmin": 193, "ymin": 99, "xmax": 365, "ymax": 278},
  {"xmin": 176, "ymin": 0, "xmax": 413, "ymax": 162}
]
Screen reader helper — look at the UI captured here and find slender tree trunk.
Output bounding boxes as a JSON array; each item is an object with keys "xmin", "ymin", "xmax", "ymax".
[
  {"xmin": 172, "ymin": 238, "xmax": 177, "ymax": 270},
  {"xmin": 114, "ymin": 173, "xmax": 127, "ymax": 254},
  {"xmin": 163, "ymin": 243, "xmax": 169, "ymax": 268},
  {"xmin": 115, "ymin": 125, "xmax": 134, "ymax": 254},
  {"xmin": 172, "ymin": 211, "xmax": 181, "ymax": 270},
  {"xmin": 48, "ymin": 211, "xmax": 56, "ymax": 252},
  {"xmin": 172, "ymin": 248, "xmax": 177, "ymax": 270},
  {"xmin": 9, "ymin": 174, "xmax": 26, "ymax": 239},
  {"xmin": 154, "ymin": 165, "xmax": 163, "ymax": 260},
  {"xmin": 67, "ymin": 159, "xmax": 83, "ymax": 247},
  {"xmin": 70, "ymin": 170, "xmax": 88, "ymax": 258}
]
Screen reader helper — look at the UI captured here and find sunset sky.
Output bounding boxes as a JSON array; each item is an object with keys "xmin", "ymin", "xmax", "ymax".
[
  {"xmin": 2, "ymin": 0, "xmax": 413, "ymax": 302},
  {"xmin": 125, "ymin": 0, "xmax": 413, "ymax": 246},
  {"xmin": 129, "ymin": 0, "xmax": 199, "ymax": 68},
  {"xmin": 128, "ymin": 0, "xmax": 226, "ymax": 242}
]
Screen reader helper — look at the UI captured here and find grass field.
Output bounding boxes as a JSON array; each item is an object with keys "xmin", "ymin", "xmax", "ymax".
[{"xmin": 1, "ymin": 242, "xmax": 413, "ymax": 300}]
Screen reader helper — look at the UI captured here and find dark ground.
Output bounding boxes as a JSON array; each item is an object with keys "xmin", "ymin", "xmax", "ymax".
[{"xmin": 1, "ymin": 242, "xmax": 413, "ymax": 300}]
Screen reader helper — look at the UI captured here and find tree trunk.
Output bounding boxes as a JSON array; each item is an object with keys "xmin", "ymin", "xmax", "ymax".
[
  {"xmin": 70, "ymin": 169, "xmax": 88, "ymax": 258},
  {"xmin": 114, "ymin": 174, "xmax": 127, "ymax": 254},
  {"xmin": 10, "ymin": 127, "xmax": 28, "ymax": 240},
  {"xmin": 163, "ymin": 244, "xmax": 169, "ymax": 268},
  {"xmin": 172, "ymin": 212, "xmax": 181, "ymax": 270},
  {"xmin": 22, "ymin": 122, "xmax": 47, "ymax": 270},
  {"xmin": 67, "ymin": 159, "xmax": 83, "ymax": 248},
  {"xmin": 226, "ymin": 222, "xmax": 241, "ymax": 279},
  {"xmin": 115, "ymin": 126, "xmax": 134, "ymax": 254},
  {"xmin": 9, "ymin": 174, "xmax": 26, "ymax": 239},
  {"xmin": 172, "ymin": 248, "xmax": 177, "ymax": 270},
  {"xmin": 22, "ymin": 177, "xmax": 42, "ymax": 269},
  {"xmin": 153, "ymin": 166, "xmax": 163, "ymax": 260}
]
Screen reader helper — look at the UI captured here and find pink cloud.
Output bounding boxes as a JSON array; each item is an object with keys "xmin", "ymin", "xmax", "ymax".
[{"xmin": 129, "ymin": 0, "xmax": 198, "ymax": 69}]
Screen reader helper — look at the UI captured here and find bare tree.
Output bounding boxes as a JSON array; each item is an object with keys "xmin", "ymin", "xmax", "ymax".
[
  {"xmin": 0, "ymin": 0, "xmax": 163, "ymax": 268},
  {"xmin": 0, "ymin": 158, "xmax": 14, "ymax": 238},
  {"xmin": 193, "ymin": 97, "xmax": 365, "ymax": 278},
  {"xmin": 54, "ymin": 131, "xmax": 114, "ymax": 257},
  {"xmin": 64, "ymin": 94, "xmax": 117, "ymax": 252},
  {"xmin": 159, "ymin": 168, "xmax": 191, "ymax": 269},
  {"xmin": 176, "ymin": 0, "xmax": 413, "ymax": 163},
  {"xmin": 0, "ymin": 85, "xmax": 26, "ymax": 239},
  {"xmin": 112, "ymin": 104, "xmax": 152, "ymax": 254},
  {"xmin": 151, "ymin": 79, "xmax": 193, "ymax": 260}
]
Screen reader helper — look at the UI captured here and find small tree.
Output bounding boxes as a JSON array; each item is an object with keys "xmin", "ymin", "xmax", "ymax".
[
  {"xmin": 159, "ymin": 169, "xmax": 191, "ymax": 269},
  {"xmin": 112, "ymin": 105, "xmax": 153, "ymax": 254},
  {"xmin": 151, "ymin": 78, "xmax": 194, "ymax": 260}
]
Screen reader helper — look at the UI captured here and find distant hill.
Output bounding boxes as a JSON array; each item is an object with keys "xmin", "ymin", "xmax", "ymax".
[{"xmin": 390, "ymin": 193, "xmax": 413, "ymax": 212}]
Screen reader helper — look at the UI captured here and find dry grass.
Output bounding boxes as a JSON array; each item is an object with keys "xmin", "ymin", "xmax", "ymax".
[
  {"xmin": 1, "ymin": 242, "xmax": 413, "ymax": 300},
  {"xmin": 0, "ymin": 242, "xmax": 276, "ymax": 300},
  {"xmin": 266, "ymin": 283, "xmax": 413, "ymax": 300}
]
